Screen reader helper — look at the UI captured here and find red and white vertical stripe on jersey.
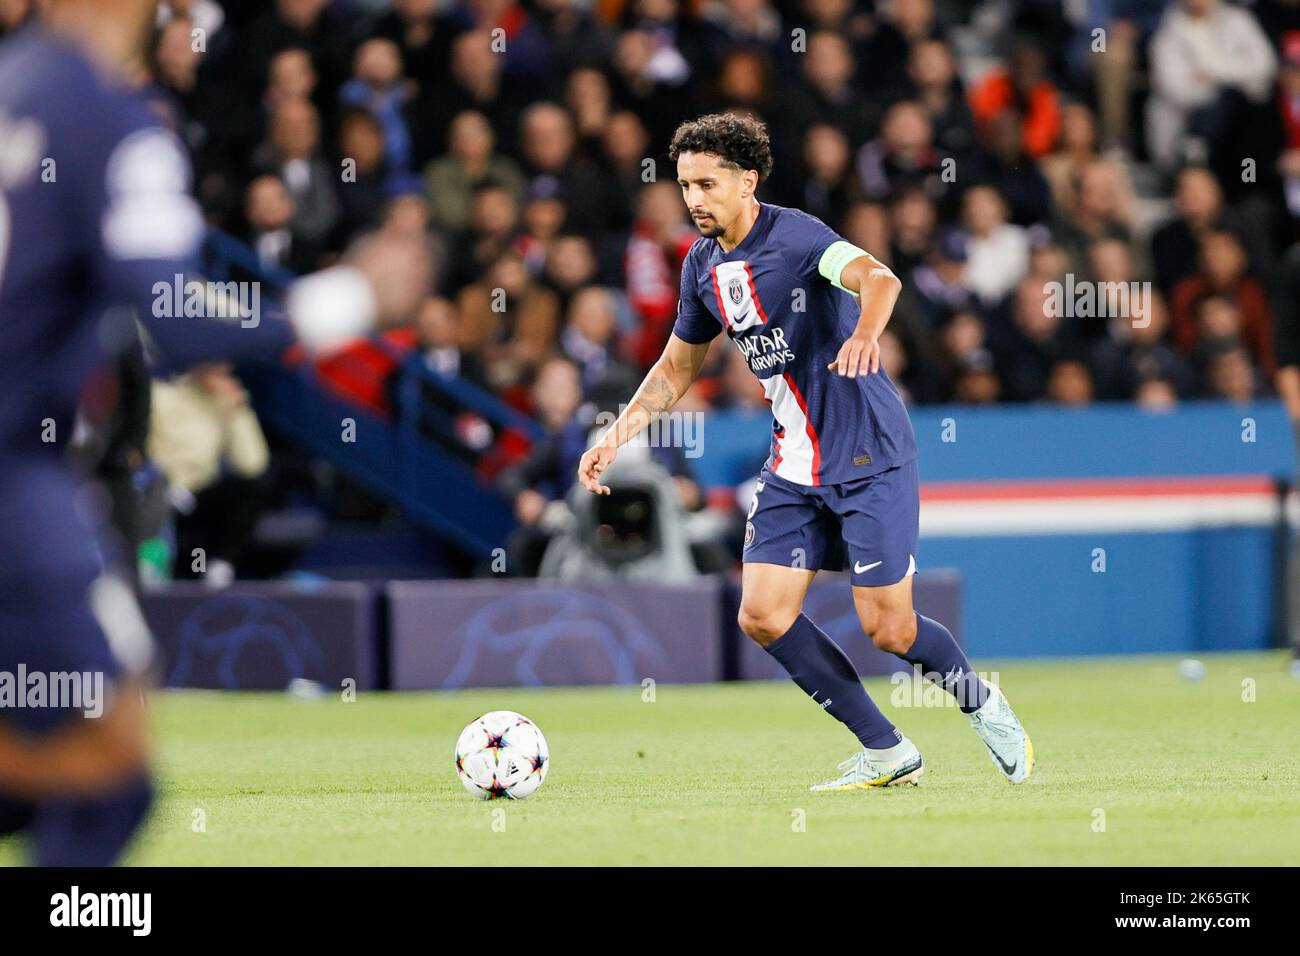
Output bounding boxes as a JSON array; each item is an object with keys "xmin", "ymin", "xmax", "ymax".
[
  {"xmin": 786, "ymin": 373, "xmax": 822, "ymax": 483},
  {"xmin": 710, "ymin": 260, "xmax": 768, "ymax": 333},
  {"xmin": 761, "ymin": 393, "xmax": 785, "ymax": 472},
  {"xmin": 762, "ymin": 373, "xmax": 822, "ymax": 486},
  {"xmin": 741, "ymin": 262, "xmax": 770, "ymax": 323}
]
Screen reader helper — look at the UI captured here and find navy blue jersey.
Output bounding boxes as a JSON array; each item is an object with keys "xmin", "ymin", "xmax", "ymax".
[
  {"xmin": 673, "ymin": 202, "xmax": 917, "ymax": 486},
  {"xmin": 0, "ymin": 26, "xmax": 295, "ymax": 455}
]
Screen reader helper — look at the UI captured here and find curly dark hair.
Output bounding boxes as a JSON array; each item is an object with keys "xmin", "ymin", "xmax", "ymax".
[{"xmin": 668, "ymin": 113, "xmax": 774, "ymax": 184}]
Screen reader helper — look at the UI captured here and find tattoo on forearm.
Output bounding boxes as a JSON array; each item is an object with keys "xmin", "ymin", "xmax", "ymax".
[{"xmin": 634, "ymin": 371, "xmax": 677, "ymax": 418}]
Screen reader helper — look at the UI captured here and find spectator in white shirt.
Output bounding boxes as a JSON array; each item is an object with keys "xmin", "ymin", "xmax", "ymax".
[
  {"xmin": 962, "ymin": 185, "xmax": 1029, "ymax": 307},
  {"xmin": 1147, "ymin": 0, "xmax": 1277, "ymax": 170}
]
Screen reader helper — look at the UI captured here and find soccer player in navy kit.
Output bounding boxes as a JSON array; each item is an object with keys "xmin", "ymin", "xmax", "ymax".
[
  {"xmin": 0, "ymin": 1, "xmax": 427, "ymax": 863},
  {"xmin": 579, "ymin": 113, "xmax": 1033, "ymax": 790}
]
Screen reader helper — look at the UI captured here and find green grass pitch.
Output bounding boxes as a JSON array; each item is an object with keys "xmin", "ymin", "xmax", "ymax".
[{"xmin": 3, "ymin": 651, "xmax": 1299, "ymax": 865}]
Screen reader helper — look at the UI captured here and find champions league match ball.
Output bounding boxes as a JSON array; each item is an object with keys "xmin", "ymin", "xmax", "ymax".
[{"xmin": 455, "ymin": 711, "xmax": 549, "ymax": 800}]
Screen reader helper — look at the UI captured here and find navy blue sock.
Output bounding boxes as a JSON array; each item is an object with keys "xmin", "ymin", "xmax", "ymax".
[
  {"xmin": 0, "ymin": 796, "xmax": 35, "ymax": 839},
  {"xmin": 901, "ymin": 613, "xmax": 989, "ymax": 714},
  {"xmin": 764, "ymin": 614, "xmax": 901, "ymax": 749},
  {"xmin": 32, "ymin": 775, "xmax": 154, "ymax": 866}
]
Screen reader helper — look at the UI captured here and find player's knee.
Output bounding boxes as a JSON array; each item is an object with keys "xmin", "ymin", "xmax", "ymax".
[
  {"xmin": 869, "ymin": 612, "xmax": 917, "ymax": 655},
  {"xmin": 51, "ymin": 687, "xmax": 151, "ymax": 793},
  {"xmin": 737, "ymin": 605, "xmax": 796, "ymax": 646},
  {"xmin": 88, "ymin": 699, "xmax": 150, "ymax": 781},
  {"xmin": 92, "ymin": 729, "xmax": 151, "ymax": 786}
]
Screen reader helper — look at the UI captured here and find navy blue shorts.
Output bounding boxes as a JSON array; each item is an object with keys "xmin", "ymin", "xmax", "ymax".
[
  {"xmin": 0, "ymin": 462, "xmax": 139, "ymax": 735},
  {"xmin": 743, "ymin": 459, "xmax": 920, "ymax": 587}
]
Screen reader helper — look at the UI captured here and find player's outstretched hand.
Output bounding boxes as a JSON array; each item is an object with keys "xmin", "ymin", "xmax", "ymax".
[
  {"xmin": 827, "ymin": 332, "xmax": 880, "ymax": 377},
  {"xmin": 577, "ymin": 443, "xmax": 618, "ymax": 495}
]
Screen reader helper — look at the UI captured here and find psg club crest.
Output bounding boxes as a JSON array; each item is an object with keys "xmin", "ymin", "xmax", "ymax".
[
  {"xmin": 744, "ymin": 521, "xmax": 755, "ymax": 550},
  {"xmin": 728, "ymin": 276, "xmax": 744, "ymax": 305}
]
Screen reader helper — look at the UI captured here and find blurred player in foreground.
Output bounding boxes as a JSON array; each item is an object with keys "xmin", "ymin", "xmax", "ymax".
[
  {"xmin": 0, "ymin": 0, "xmax": 428, "ymax": 864},
  {"xmin": 579, "ymin": 114, "xmax": 1034, "ymax": 790}
]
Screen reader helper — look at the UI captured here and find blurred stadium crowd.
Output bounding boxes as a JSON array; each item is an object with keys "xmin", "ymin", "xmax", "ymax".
[{"xmin": 6, "ymin": 0, "xmax": 1300, "ymax": 575}]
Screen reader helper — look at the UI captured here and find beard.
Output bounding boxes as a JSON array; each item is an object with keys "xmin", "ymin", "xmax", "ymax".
[{"xmin": 693, "ymin": 217, "xmax": 723, "ymax": 238}]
